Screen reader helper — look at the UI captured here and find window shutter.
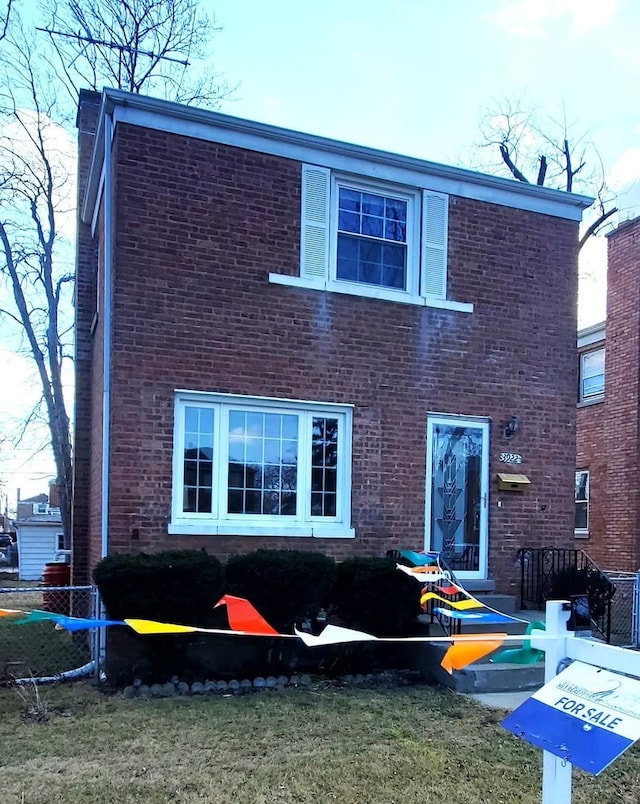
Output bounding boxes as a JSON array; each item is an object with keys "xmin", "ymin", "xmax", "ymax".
[
  {"xmin": 421, "ymin": 190, "xmax": 448, "ymax": 298},
  {"xmin": 300, "ymin": 165, "xmax": 330, "ymax": 280}
]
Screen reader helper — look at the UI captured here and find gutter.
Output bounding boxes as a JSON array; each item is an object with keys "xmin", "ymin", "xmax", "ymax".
[{"xmin": 82, "ymin": 88, "xmax": 594, "ymax": 226}]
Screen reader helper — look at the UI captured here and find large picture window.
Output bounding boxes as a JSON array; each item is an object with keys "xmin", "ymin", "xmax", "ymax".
[{"xmin": 170, "ymin": 392, "xmax": 354, "ymax": 538}]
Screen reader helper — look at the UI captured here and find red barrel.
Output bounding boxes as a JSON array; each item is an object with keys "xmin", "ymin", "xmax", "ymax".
[{"xmin": 42, "ymin": 562, "xmax": 71, "ymax": 615}]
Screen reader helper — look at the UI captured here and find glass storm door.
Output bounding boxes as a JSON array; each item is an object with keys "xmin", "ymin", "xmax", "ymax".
[{"xmin": 425, "ymin": 416, "xmax": 489, "ymax": 579}]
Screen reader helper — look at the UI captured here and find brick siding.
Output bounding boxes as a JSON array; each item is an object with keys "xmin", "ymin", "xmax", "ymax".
[{"xmin": 74, "ymin": 112, "xmax": 580, "ymax": 593}]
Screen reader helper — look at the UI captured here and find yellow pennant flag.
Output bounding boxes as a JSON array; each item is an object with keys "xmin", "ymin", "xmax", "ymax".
[
  {"xmin": 419, "ymin": 592, "xmax": 482, "ymax": 610},
  {"xmin": 125, "ymin": 619, "xmax": 197, "ymax": 635},
  {"xmin": 440, "ymin": 634, "xmax": 506, "ymax": 674}
]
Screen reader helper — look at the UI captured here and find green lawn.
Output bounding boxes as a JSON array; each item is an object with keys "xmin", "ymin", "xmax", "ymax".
[{"xmin": 0, "ymin": 681, "xmax": 637, "ymax": 803}]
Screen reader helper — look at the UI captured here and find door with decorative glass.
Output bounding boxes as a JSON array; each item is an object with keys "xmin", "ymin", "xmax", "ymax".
[{"xmin": 425, "ymin": 416, "xmax": 489, "ymax": 579}]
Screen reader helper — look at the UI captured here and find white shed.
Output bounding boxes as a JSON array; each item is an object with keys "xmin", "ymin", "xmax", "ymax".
[{"xmin": 15, "ymin": 514, "xmax": 65, "ymax": 581}]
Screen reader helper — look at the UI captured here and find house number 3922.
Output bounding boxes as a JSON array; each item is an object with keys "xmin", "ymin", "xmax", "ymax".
[{"xmin": 500, "ymin": 452, "xmax": 523, "ymax": 464}]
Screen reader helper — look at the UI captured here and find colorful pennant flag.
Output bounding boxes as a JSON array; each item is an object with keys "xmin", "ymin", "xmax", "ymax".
[
  {"xmin": 125, "ymin": 619, "xmax": 198, "ymax": 635},
  {"xmin": 214, "ymin": 594, "xmax": 280, "ymax": 635},
  {"xmin": 441, "ymin": 633, "xmax": 506, "ymax": 673},
  {"xmin": 398, "ymin": 550, "xmax": 439, "ymax": 566},
  {"xmin": 295, "ymin": 624, "xmax": 377, "ymax": 647},
  {"xmin": 420, "ymin": 591, "xmax": 482, "ymax": 610}
]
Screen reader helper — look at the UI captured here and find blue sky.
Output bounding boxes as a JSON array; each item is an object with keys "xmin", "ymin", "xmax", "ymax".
[{"xmin": 2, "ymin": 0, "xmax": 639, "ymax": 501}]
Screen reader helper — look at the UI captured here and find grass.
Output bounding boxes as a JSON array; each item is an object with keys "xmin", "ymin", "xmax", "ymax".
[
  {"xmin": 0, "ymin": 584, "xmax": 92, "ymax": 680},
  {"xmin": 0, "ymin": 681, "xmax": 637, "ymax": 803}
]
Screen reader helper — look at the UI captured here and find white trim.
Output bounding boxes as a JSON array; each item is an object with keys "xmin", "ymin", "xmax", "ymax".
[
  {"xmin": 267, "ymin": 273, "xmax": 474, "ymax": 312},
  {"xmin": 82, "ymin": 88, "xmax": 593, "ymax": 227},
  {"xmin": 174, "ymin": 389, "xmax": 355, "ymax": 410},
  {"xmin": 171, "ymin": 391, "xmax": 354, "ymax": 538},
  {"xmin": 328, "ymin": 174, "xmax": 421, "ymax": 300},
  {"xmin": 577, "ymin": 321, "xmax": 605, "ymax": 349},
  {"xmin": 168, "ymin": 522, "xmax": 355, "ymax": 538},
  {"xmin": 424, "ymin": 414, "xmax": 490, "ymax": 580}
]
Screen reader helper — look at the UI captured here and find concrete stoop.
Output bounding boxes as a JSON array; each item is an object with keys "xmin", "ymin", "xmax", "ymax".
[
  {"xmin": 415, "ymin": 595, "xmax": 546, "ymax": 694},
  {"xmin": 418, "ymin": 642, "xmax": 545, "ymax": 694}
]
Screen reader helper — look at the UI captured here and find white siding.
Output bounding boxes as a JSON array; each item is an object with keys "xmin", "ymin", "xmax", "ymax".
[{"xmin": 17, "ymin": 526, "xmax": 59, "ymax": 581}]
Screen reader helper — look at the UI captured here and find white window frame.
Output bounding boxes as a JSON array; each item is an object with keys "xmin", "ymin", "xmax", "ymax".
[
  {"xmin": 269, "ymin": 165, "xmax": 473, "ymax": 314},
  {"xmin": 574, "ymin": 470, "xmax": 589, "ymax": 537},
  {"xmin": 328, "ymin": 175, "xmax": 421, "ymax": 303},
  {"xmin": 169, "ymin": 391, "xmax": 355, "ymax": 538},
  {"xmin": 579, "ymin": 348, "xmax": 604, "ymax": 402}
]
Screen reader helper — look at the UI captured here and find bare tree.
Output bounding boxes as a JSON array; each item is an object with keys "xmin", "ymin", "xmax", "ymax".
[
  {"xmin": 0, "ymin": 26, "xmax": 75, "ymax": 539},
  {"xmin": 477, "ymin": 98, "xmax": 617, "ymax": 250},
  {"xmin": 0, "ymin": 2, "xmax": 230, "ymax": 545},
  {"xmin": 42, "ymin": 0, "xmax": 230, "ymax": 106},
  {"xmin": 0, "ymin": 0, "xmax": 13, "ymax": 43}
]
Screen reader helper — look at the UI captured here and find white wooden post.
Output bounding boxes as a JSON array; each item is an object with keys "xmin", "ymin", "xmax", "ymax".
[{"xmin": 541, "ymin": 600, "xmax": 571, "ymax": 804}]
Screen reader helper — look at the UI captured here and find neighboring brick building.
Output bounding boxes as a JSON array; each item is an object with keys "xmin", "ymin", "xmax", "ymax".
[
  {"xmin": 73, "ymin": 88, "xmax": 592, "ymax": 594},
  {"xmin": 576, "ymin": 216, "xmax": 640, "ymax": 572}
]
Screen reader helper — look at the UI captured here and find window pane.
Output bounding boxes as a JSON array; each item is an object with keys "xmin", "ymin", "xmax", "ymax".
[
  {"xmin": 361, "ymin": 215, "xmax": 384, "ymax": 238},
  {"xmin": 580, "ymin": 348, "xmax": 604, "ymax": 398},
  {"xmin": 385, "ymin": 197, "xmax": 407, "ymax": 222},
  {"xmin": 310, "ymin": 417, "xmax": 339, "ymax": 517},
  {"xmin": 339, "ymin": 188, "xmax": 361, "ymax": 212},
  {"xmin": 228, "ymin": 489, "xmax": 243, "ymax": 514},
  {"xmin": 338, "ymin": 210, "xmax": 360, "ymax": 233},
  {"xmin": 182, "ymin": 406, "xmax": 214, "ymax": 513},
  {"xmin": 362, "ymin": 193, "xmax": 385, "ymax": 216},
  {"xmin": 227, "ymin": 410, "xmax": 298, "ymax": 516},
  {"xmin": 574, "ymin": 471, "xmax": 589, "ymax": 530}
]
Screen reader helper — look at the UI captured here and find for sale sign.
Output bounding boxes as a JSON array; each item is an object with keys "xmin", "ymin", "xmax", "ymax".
[{"xmin": 502, "ymin": 660, "xmax": 640, "ymax": 775}]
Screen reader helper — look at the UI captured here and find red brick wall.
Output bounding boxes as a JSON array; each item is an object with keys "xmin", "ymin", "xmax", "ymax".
[
  {"xmin": 72, "ymin": 91, "xmax": 101, "ymax": 584},
  {"xmin": 576, "ymin": 219, "xmax": 640, "ymax": 572},
  {"xmin": 76, "ymin": 120, "xmax": 580, "ymax": 594},
  {"xmin": 576, "ymin": 398, "xmax": 607, "ymax": 564},
  {"xmin": 605, "ymin": 221, "xmax": 640, "ymax": 570}
]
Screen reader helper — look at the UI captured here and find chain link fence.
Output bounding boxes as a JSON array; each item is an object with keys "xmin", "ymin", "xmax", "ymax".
[
  {"xmin": 0, "ymin": 583, "xmax": 98, "ymax": 682},
  {"xmin": 606, "ymin": 572, "xmax": 639, "ymax": 647}
]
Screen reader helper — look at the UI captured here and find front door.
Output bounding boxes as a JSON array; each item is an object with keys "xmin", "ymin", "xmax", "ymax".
[{"xmin": 425, "ymin": 415, "xmax": 489, "ymax": 579}]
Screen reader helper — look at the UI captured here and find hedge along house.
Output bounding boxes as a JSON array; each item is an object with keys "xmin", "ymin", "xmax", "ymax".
[{"xmin": 73, "ymin": 88, "xmax": 592, "ymax": 596}]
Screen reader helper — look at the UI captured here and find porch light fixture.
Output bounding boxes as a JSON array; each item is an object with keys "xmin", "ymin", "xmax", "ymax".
[{"xmin": 503, "ymin": 415, "xmax": 519, "ymax": 439}]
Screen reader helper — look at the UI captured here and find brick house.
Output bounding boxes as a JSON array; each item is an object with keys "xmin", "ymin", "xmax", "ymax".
[
  {"xmin": 73, "ymin": 88, "xmax": 592, "ymax": 595},
  {"xmin": 576, "ymin": 216, "xmax": 640, "ymax": 572}
]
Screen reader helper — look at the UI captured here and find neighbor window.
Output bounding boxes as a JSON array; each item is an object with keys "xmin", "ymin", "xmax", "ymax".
[
  {"xmin": 575, "ymin": 470, "xmax": 589, "ymax": 533},
  {"xmin": 579, "ymin": 348, "xmax": 604, "ymax": 401},
  {"xmin": 170, "ymin": 392, "xmax": 354, "ymax": 538}
]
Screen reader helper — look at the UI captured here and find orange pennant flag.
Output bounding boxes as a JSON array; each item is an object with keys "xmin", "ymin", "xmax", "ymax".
[
  {"xmin": 440, "ymin": 634, "xmax": 506, "ymax": 674},
  {"xmin": 214, "ymin": 595, "xmax": 280, "ymax": 635}
]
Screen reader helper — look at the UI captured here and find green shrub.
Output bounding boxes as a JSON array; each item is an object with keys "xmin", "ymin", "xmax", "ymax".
[
  {"xmin": 332, "ymin": 557, "xmax": 420, "ymax": 636},
  {"xmin": 545, "ymin": 565, "xmax": 614, "ymax": 620},
  {"xmin": 224, "ymin": 549, "xmax": 336, "ymax": 633},
  {"xmin": 93, "ymin": 550, "xmax": 224, "ymax": 626}
]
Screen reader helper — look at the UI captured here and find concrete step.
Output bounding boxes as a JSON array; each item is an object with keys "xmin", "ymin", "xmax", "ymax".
[
  {"xmin": 474, "ymin": 593, "xmax": 518, "ymax": 614},
  {"xmin": 417, "ymin": 642, "xmax": 545, "ymax": 694}
]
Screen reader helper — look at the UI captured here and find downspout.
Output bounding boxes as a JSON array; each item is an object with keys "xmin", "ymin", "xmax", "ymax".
[
  {"xmin": 98, "ymin": 113, "xmax": 113, "ymax": 673},
  {"xmin": 101, "ymin": 112, "xmax": 113, "ymax": 563}
]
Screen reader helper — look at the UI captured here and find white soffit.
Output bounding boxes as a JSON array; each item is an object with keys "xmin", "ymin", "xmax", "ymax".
[{"xmin": 83, "ymin": 88, "xmax": 594, "ymax": 225}]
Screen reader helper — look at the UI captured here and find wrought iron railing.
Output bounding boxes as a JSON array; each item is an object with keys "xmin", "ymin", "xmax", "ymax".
[{"xmin": 517, "ymin": 547, "xmax": 616, "ymax": 642}]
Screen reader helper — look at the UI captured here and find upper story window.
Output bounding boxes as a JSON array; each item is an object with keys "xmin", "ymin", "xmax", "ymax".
[
  {"xmin": 270, "ymin": 163, "xmax": 468, "ymax": 312},
  {"xmin": 335, "ymin": 184, "xmax": 412, "ymax": 292},
  {"xmin": 169, "ymin": 391, "xmax": 354, "ymax": 538},
  {"xmin": 579, "ymin": 347, "xmax": 604, "ymax": 402}
]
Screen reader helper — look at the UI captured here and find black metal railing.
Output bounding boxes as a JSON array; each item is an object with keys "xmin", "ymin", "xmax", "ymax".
[{"xmin": 517, "ymin": 547, "xmax": 616, "ymax": 642}]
